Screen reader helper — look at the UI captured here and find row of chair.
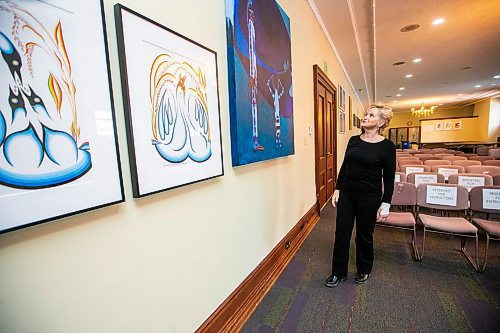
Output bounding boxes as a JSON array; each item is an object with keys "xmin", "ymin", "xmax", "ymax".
[
  {"xmin": 397, "ymin": 159, "xmax": 500, "ymax": 168},
  {"xmin": 398, "ymin": 147, "xmax": 500, "ymax": 158},
  {"xmin": 395, "ymin": 172, "xmax": 498, "ymax": 188},
  {"xmin": 397, "ymin": 165, "xmax": 500, "ymax": 178},
  {"xmin": 377, "ymin": 183, "xmax": 500, "ymax": 272}
]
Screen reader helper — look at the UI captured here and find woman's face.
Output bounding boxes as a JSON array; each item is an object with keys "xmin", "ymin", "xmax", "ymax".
[{"xmin": 362, "ymin": 108, "xmax": 384, "ymax": 130}]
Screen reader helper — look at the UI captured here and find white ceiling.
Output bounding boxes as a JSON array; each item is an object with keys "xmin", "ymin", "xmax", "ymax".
[{"xmin": 308, "ymin": 0, "xmax": 500, "ymax": 112}]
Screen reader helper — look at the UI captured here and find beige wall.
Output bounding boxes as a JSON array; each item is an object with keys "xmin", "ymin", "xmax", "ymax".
[
  {"xmin": 474, "ymin": 99, "xmax": 491, "ymax": 142},
  {"xmin": 387, "ymin": 106, "xmax": 474, "ymax": 131},
  {"xmin": 420, "ymin": 117, "xmax": 480, "ymax": 143},
  {"xmin": 0, "ymin": 1, "xmax": 362, "ymax": 332}
]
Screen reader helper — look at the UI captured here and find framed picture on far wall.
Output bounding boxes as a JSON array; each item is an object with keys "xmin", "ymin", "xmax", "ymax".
[
  {"xmin": 0, "ymin": 0, "xmax": 124, "ymax": 234},
  {"xmin": 339, "ymin": 110, "xmax": 346, "ymax": 133},
  {"xmin": 338, "ymin": 85, "xmax": 346, "ymax": 110},
  {"xmin": 348, "ymin": 96, "xmax": 353, "ymax": 130},
  {"xmin": 115, "ymin": 5, "xmax": 224, "ymax": 197}
]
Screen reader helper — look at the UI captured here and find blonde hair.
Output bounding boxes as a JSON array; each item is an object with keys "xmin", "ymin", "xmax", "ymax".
[{"xmin": 369, "ymin": 105, "xmax": 393, "ymax": 133}]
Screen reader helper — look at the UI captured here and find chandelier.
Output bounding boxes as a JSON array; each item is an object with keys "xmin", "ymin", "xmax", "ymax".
[{"xmin": 411, "ymin": 101, "xmax": 437, "ymax": 117}]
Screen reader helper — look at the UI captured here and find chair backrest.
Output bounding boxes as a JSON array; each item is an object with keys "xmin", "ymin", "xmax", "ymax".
[
  {"xmin": 415, "ymin": 153, "xmax": 434, "ymax": 160},
  {"xmin": 391, "ymin": 182, "xmax": 417, "ymax": 205},
  {"xmin": 399, "ymin": 159, "xmax": 423, "ymax": 167},
  {"xmin": 469, "ymin": 156, "xmax": 495, "ymax": 162},
  {"xmin": 431, "ymin": 165, "xmax": 465, "ymax": 181},
  {"xmin": 466, "ymin": 165, "xmax": 500, "ymax": 176},
  {"xmin": 432, "ymin": 148, "xmax": 447, "ymax": 152},
  {"xmin": 476, "ymin": 147, "xmax": 491, "ymax": 156},
  {"xmin": 443, "ymin": 155, "xmax": 467, "ymax": 162},
  {"xmin": 461, "ymin": 153, "xmax": 478, "ymax": 159},
  {"xmin": 452, "ymin": 160, "xmax": 481, "ymax": 167},
  {"xmin": 407, "ymin": 172, "xmax": 445, "ymax": 186},
  {"xmin": 424, "ymin": 159, "xmax": 451, "ymax": 167},
  {"xmin": 432, "ymin": 153, "xmax": 454, "ymax": 159},
  {"xmin": 469, "ymin": 185, "xmax": 500, "ymax": 214},
  {"xmin": 401, "ymin": 165, "xmax": 431, "ymax": 175},
  {"xmin": 416, "ymin": 149, "xmax": 433, "ymax": 154},
  {"xmin": 396, "ymin": 153, "xmax": 412, "ymax": 158},
  {"xmin": 395, "ymin": 172, "xmax": 407, "ymax": 183},
  {"xmin": 417, "ymin": 183, "xmax": 469, "ymax": 210},
  {"xmin": 402, "ymin": 149, "xmax": 418, "ymax": 154},
  {"xmin": 452, "ymin": 151, "xmax": 465, "ymax": 155},
  {"xmin": 493, "ymin": 175, "xmax": 500, "ymax": 186},
  {"xmin": 448, "ymin": 173, "xmax": 494, "ymax": 191},
  {"xmin": 483, "ymin": 160, "xmax": 500, "ymax": 167},
  {"xmin": 488, "ymin": 148, "xmax": 500, "ymax": 159}
]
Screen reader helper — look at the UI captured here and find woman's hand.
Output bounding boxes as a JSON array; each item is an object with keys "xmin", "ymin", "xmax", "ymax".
[
  {"xmin": 332, "ymin": 190, "xmax": 340, "ymax": 207},
  {"xmin": 377, "ymin": 202, "xmax": 391, "ymax": 221}
]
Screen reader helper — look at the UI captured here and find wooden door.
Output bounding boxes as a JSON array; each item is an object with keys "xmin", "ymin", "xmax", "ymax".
[{"xmin": 314, "ymin": 65, "xmax": 337, "ymax": 211}]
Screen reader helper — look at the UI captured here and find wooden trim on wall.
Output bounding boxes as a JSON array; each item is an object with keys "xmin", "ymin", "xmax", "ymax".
[{"xmin": 196, "ymin": 205, "xmax": 320, "ymax": 333}]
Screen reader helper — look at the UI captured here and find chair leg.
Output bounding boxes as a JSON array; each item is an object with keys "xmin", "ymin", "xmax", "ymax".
[
  {"xmin": 481, "ymin": 234, "xmax": 490, "ymax": 272},
  {"xmin": 419, "ymin": 227, "xmax": 426, "ymax": 261},
  {"xmin": 461, "ymin": 236, "xmax": 480, "ymax": 272},
  {"xmin": 411, "ymin": 226, "xmax": 420, "ymax": 261}
]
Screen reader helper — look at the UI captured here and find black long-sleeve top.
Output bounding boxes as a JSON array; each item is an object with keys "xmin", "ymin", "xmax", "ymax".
[{"xmin": 335, "ymin": 135, "xmax": 396, "ymax": 203}]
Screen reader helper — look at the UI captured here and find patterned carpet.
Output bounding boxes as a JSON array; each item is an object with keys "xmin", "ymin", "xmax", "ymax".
[{"xmin": 241, "ymin": 204, "xmax": 500, "ymax": 333}]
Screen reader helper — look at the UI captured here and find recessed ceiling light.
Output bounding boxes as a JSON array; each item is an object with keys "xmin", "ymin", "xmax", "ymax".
[
  {"xmin": 393, "ymin": 61, "xmax": 406, "ymax": 66},
  {"xmin": 385, "ymin": 95, "xmax": 392, "ymax": 97},
  {"xmin": 396, "ymin": 94, "xmax": 402, "ymax": 97},
  {"xmin": 462, "ymin": 66, "xmax": 472, "ymax": 70},
  {"xmin": 393, "ymin": 100, "xmax": 398, "ymax": 103},
  {"xmin": 413, "ymin": 58, "xmax": 422, "ymax": 63},
  {"xmin": 493, "ymin": 84, "xmax": 497, "ymax": 86},
  {"xmin": 441, "ymin": 82, "xmax": 449, "ymax": 85},
  {"xmin": 494, "ymin": 75, "xmax": 500, "ymax": 79},
  {"xmin": 475, "ymin": 85, "xmax": 481, "ymax": 88},
  {"xmin": 405, "ymin": 74, "xmax": 413, "ymax": 78},
  {"xmin": 400, "ymin": 24, "xmax": 420, "ymax": 32},
  {"xmin": 432, "ymin": 18, "xmax": 445, "ymax": 25},
  {"xmin": 399, "ymin": 87, "xmax": 405, "ymax": 90},
  {"xmin": 439, "ymin": 104, "xmax": 443, "ymax": 106},
  {"xmin": 457, "ymin": 93, "xmax": 463, "ymax": 96}
]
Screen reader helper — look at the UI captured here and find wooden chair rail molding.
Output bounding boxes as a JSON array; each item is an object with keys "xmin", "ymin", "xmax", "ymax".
[{"xmin": 196, "ymin": 205, "xmax": 320, "ymax": 333}]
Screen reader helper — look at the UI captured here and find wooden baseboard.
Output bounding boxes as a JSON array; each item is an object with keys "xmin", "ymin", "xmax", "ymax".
[{"xmin": 196, "ymin": 204, "xmax": 320, "ymax": 333}]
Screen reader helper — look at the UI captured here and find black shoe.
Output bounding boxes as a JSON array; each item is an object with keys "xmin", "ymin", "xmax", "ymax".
[
  {"xmin": 325, "ymin": 275, "xmax": 347, "ymax": 288},
  {"xmin": 354, "ymin": 273, "xmax": 370, "ymax": 284}
]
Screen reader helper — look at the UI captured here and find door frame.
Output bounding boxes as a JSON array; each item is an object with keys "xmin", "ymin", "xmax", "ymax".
[{"xmin": 313, "ymin": 65, "xmax": 337, "ymax": 214}]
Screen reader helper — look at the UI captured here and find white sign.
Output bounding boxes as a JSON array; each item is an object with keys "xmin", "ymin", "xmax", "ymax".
[
  {"xmin": 483, "ymin": 189, "xmax": 500, "ymax": 210},
  {"xmin": 415, "ymin": 174, "xmax": 438, "ymax": 186},
  {"xmin": 438, "ymin": 167, "xmax": 459, "ymax": 181},
  {"xmin": 426, "ymin": 185, "xmax": 458, "ymax": 206},
  {"xmin": 458, "ymin": 176, "xmax": 485, "ymax": 191},
  {"xmin": 405, "ymin": 166, "xmax": 425, "ymax": 175},
  {"xmin": 395, "ymin": 174, "xmax": 401, "ymax": 182}
]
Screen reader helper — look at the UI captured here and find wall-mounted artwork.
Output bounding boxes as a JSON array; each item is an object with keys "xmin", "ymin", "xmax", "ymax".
[
  {"xmin": 453, "ymin": 120, "xmax": 462, "ymax": 130},
  {"xmin": 435, "ymin": 122, "xmax": 443, "ymax": 131},
  {"xmin": 338, "ymin": 85, "xmax": 346, "ymax": 111},
  {"xmin": 226, "ymin": 0, "xmax": 294, "ymax": 166},
  {"xmin": 348, "ymin": 96, "xmax": 352, "ymax": 130},
  {"xmin": 444, "ymin": 121, "xmax": 452, "ymax": 131},
  {"xmin": 115, "ymin": 5, "xmax": 223, "ymax": 197},
  {"xmin": 339, "ymin": 110, "xmax": 345, "ymax": 133},
  {"xmin": 0, "ymin": 0, "xmax": 124, "ymax": 233}
]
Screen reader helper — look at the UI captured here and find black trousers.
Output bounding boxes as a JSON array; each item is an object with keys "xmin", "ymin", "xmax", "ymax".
[{"xmin": 331, "ymin": 192, "xmax": 381, "ymax": 277}]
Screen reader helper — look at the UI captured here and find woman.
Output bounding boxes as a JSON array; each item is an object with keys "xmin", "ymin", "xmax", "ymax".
[{"xmin": 325, "ymin": 105, "xmax": 396, "ymax": 287}]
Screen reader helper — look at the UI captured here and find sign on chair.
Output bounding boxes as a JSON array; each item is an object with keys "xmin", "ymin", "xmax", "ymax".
[
  {"xmin": 437, "ymin": 167, "xmax": 459, "ymax": 181},
  {"xmin": 426, "ymin": 185, "xmax": 458, "ymax": 206},
  {"xmin": 415, "ymin": 174, "xmax": 438, "ymax": 186},
  {"xmin": 458, "ymin": 176, "xmax": 485, "ymax": 191},
  {"xmin": 483, "ymin": 189, "xmax": 500, "ymax": 210},
  {"xmin": 406, "ymin": 166, "xmax": 424, "ymax": 175},
  {"xmin": 395, "ymin": 174, "xmax": 401, "ymax": 182}
]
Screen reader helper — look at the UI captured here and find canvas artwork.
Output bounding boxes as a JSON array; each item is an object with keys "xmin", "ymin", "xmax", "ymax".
[
  {"xmin": 348, "ymin": 96, "xmax": 352, "ymax": 130},
  {"xmin": 339, "ymin": 110, "xmax": 345, "ymax": 133},
  {"xmin": 444, "ymin": 121, "xmax": 452, "ymax": 131},
  {"xmin": 338, "ymin": 85, "xmax": 345, "ymax": 111},
  {"xmin": 435, "ymin": 122, "xmax": 443, "ymax": 131},
  {"xmin": 0, "ymin": 0, "xmax": 123, "ymax": 233},
  {"xmin": 453, "ymin": 120, "xmax": 462, "ymax": 130},
  {"xmin": 226, "ymin": 0, "xmax": 294, "ymax": 166},
  {"xmin": 115, "ymin": 5, "xmax": 223, "ymax": 197}
]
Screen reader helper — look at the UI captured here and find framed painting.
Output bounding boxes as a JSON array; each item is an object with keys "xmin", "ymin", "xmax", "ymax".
[
  {"xmin": 0, "ymin": 0, "xmax": 124, "ymax": 233},
  {"xmin": 348, "ymin": 95, "xmax": 352, "ymax": 130},
  {"xmin": 338, "ymin": 85, "xmax": 346, "ymax": 111},
  {"xmin": 453, "ymin": 120, "xmax": 462, "ymax": 130},
  {"xmin": 226, "ymin": 0, "xmax": 294, "ymax": 166},
  {"xmin": 115, "ymin": 5, "xmax": 223, "ymax": 197},
  {"xmin": 339, "ymin": 110, "xmax": 345, "ymax": 133}
]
